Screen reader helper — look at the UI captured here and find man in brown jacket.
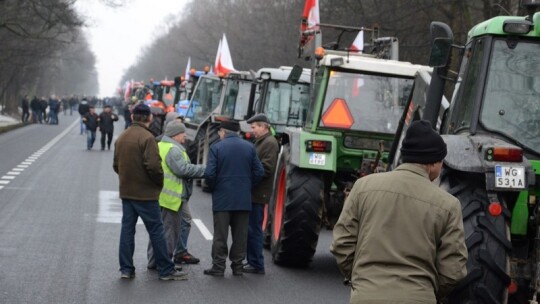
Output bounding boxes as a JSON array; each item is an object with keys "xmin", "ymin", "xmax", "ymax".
[
  {"xmin": 331, "ymin": 120, "xmax": 467, "ymax": 304},
  {"xmin": 243, "ymin": 114, "xmax": 279, "ymax": 275},
  {"xmin": 113, "ymin": 103, "xmax": 187, "ymax": 281}
]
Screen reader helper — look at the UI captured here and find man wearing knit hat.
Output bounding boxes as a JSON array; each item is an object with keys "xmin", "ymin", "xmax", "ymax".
[
  {"xmin": 331, "ymin": 120, "xmax": 467, "ymax": 303},
  {"xmin": 147, "ymin": 120, "xmax": 206, "ymax": 270}
]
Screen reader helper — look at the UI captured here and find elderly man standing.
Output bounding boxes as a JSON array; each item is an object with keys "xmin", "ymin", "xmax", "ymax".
[
  {"xmin": 242, "ymin": 114, "xmax": 279, "ymax": 275},
  {"xmin": 113, "ymin": 103, "xmax": 187, "ymax": 281},
  {"xmin": 330, "ymin": 120, "xmax": 467, "ymax": 303},
  {"xmin": 203, "ymin": 121, "xmax": 264, "ymax": 277},
  {"xmin": 147, "ymin": 120, "xmax": 205, "ymax": 270}
]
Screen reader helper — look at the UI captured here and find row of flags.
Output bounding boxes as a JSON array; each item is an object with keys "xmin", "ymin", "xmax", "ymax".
[{"xmin": 183, "ymin": 33, "xmax": 236, "ymax": 82}]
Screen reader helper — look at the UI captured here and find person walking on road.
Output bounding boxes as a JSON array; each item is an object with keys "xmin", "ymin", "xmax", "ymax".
[
  {"xmin": 82, "ymin": 106, "xmax": 99, "ymax": 150},
  {"xmin": 21, "ymin": 95, "xmax": 30, "ymax": 123},
  {"xmin": 30, "ymin": 96, "xmax": 41, "ymax": 124},
  {"xmin": 48, "ymin": 95, "xmax": 59, "ymax": 125},
  {"xmin": 147, "ymin": 120, "xmax": 205, "ymax": 269},
  {"xmin": 203, "ymin": 121, "xmax": 264, "ymax": 277},
  {"xmin": 330, "ymin": 120, "xmax": 468, "ymax": 304},
  {"xmin": 243, "ymin": 114, "xmax": 278, "ymax": 275},
  {"xmin": 78, "ymin": 97, "xmax": 90, "ymax": 134},
  {"xmin": 98, "ymin": 105, "xmax": 118, "ymax": 150},
  {"xmin": 113, "ymin": 103, "xmax": 187, "ymax": 281}
]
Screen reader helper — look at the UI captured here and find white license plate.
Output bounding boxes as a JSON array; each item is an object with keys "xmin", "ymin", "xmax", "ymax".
[
  {"xmin": 495, "ymin": 165, "xmax": 525, "ymax": 189},
  {"xmin": 309, "ymin": 153, "xmax": 326, "ymax": 166}
]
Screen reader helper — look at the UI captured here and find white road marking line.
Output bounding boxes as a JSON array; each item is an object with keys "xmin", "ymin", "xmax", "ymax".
[
  {"xmin": 7, "ymin": 172, "xmax": 20, "ymax": 175},
  {"xmin": 12, "ymin": 168, "xmax": 24, "ymax": 172},
  {"xmin": 17, "ymin": 165, "xmax": 28, "ymax": 168},
  {"xmin": 1, "ymin": 176, "xmax": 15, "ymax": 180},
  {"xmin": 0, "ymin": 180, "xmax": 10, "ymax": 184},
  {"xmin": 21, "ymin": 162, "xmax": 32, "ymax": 165},
  {"xmin": 0, "ymin": 186, "xmax": 3, "ymax": 190},
  {"xmin": 97, "ymin": 190, "xmax": 142, "ymax": 225},
  {"xmin": 193, "ymin": 219, "xmax": 213, "ymax": 240}
]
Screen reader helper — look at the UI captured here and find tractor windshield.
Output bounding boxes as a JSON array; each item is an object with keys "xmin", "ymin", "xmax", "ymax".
[
  {"xmin": 262, "ymin": 81, "xmax": 310, "ymax": 127},
  {"xmin": 319, "ymin": 70, "xmax": 413, "ymax": 134},
  {"xmin": 185, "ymin": 77, "xmax": 222, "ymax": 124},
  {"xmin": 481, "ymin": 39, "xmax": 540, "ymax": 153},
  {"xmin": 221, "ymin": 79, "xmax": 253, "ymax": 120}
]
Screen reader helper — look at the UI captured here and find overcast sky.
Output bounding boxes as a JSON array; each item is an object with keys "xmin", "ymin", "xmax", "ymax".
[{"xmin": 75, "ymin": 0, "xmax": 188, "ymax": 97}]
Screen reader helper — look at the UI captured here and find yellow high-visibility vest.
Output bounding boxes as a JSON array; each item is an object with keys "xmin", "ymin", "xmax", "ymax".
[{"xmin": 158, "ymin": 141, "xmax": 189, "ymax": 212}]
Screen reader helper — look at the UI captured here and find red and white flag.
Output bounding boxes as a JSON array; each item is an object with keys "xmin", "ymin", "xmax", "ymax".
[
  {"xmin": 350, "ymin": 30, "xmax": 364, "ymax": 53},
  {"xmin": 184, "ymin": 57, "xmax": 191, "ymax": 81},
  {"xmin": 215, "ymin": 34, "xmax": 236, "ymax": 75},
  {"xmin": 303, "ymin": 0, "xmax": 320, "ymax": 31}
]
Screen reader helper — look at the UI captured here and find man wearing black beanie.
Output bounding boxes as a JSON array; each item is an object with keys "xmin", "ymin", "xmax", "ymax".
[{"xmin": 331, "ymin": 120, "xmax": 467, "ymax": 303}]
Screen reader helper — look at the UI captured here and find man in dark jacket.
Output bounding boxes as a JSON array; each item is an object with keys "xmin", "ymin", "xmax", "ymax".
[
  {"xmin": 203, "ymin": 121, "xmax": 264, "ymax": 276},
  {"xmin": 113, "ymin": 103, "xmax": 187, "ymax": 281},
  {"xmin": 78, "ymin": 97, "xmax": 90, "ymax": 134},
  {"xmin": 48, "ymin": 95, "xmax": 59, "ymax": 125},
  {"xmin": 30, "ymin": 96, "xmax": 41, "ymax": 123},
  {"xmin": 243, "ymin": 114, "xmax": 278, "ymax": 275},
  {"xmin": 82, "ymin": 106, "xmax": 99, "ymax": 150},
  {"xmin": 21, "ymin": 95, "xmax": 30, "ymax": 123},
  {"xmin": 98, "ymin": 105, "xmax": 119, "ymax": 150},
  {"xmin": 330, "ymin": 120, "xmax": 467, "ymax": 303}
]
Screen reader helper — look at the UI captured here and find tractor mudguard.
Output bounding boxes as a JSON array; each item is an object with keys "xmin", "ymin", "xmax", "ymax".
[{"xmin": 442, "ymin": 134, "xmax": 536, "ymax": 190}]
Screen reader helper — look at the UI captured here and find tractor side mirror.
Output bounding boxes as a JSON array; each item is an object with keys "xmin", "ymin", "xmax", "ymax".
[
  {"xmin": 429, "ymin": 38, "xmax": 452, "ymax": 68},
  {"xmin": 287, "ymin": 65, "xmax": 303, "ymax": 85}
]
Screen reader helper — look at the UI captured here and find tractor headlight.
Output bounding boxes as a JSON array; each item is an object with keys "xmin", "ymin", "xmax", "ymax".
[{"xmin": 503, "ymin": 20, "xmax": 532, "ymax": 34}]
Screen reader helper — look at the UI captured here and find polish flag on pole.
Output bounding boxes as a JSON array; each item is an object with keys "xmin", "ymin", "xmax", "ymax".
[
  {"xmin": 184, "ymin": 57, "xmax": 191, "ymax": 81},
  {"xmin": 213, "ymin": 39, "xmax": 222, "ymax": 75},
  {"xmin": 350, "ymin": 30, "xmax": 364, "ymax": 53},
  {"xmin": 215, "ymin": 34, "xmax": 236, "ymax": 75},
  {"xmin": 303, "ymin": 0, "xmax": 320, "ymax": 31}
]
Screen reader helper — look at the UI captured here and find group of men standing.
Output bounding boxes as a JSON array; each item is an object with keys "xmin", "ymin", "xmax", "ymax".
[
  {"xmin": 112, "ymin": 102, "xmax": 467, "ymax": 303},
  {"xmin": 113, "ymin": 103, "xmax": 278, "ymax": 280}
]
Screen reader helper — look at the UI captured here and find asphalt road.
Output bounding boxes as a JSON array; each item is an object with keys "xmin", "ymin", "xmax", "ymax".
[{"xmin": 0, "ymin": 113, "xmax": 350, "ymax": 304}]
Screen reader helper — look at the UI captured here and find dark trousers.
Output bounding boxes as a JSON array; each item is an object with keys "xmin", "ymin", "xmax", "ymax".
[
  {"xmin": 211, "ymin": 211, "xmax": 250, "ymax": 271},
  {"xmin": 22, "ymin": 109, "xmax": 29, "ymax": 122},
  {"xmin": 246, "ymin": 203, "xmax": 265, "ymax": 270},
  {"xmin": 101, "ymin": 131, "xmax": 113, "ymax": 149}
]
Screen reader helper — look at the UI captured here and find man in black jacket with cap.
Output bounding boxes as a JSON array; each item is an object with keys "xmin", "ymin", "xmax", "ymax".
[{"xmin": 330, "ymin": 120, "xmax": 467, "ymax": 303}]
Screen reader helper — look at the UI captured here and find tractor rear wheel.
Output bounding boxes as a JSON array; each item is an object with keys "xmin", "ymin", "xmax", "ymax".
[
  {"xmin": 269, "ymin": 144, "xmax": 323, "ymax": 266},
  {"xmin": 441, "ymin": 170, "xmax": 511, "ymax": 304}
]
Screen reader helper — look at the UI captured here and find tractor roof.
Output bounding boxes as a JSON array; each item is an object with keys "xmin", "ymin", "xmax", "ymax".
[
  {"xmin": 256, "ymin": 66, "xmax": 311, "ymax": 83},
  {"xmin": 468, "ymin": 12, "xmax": 540, "ymax": 39}
]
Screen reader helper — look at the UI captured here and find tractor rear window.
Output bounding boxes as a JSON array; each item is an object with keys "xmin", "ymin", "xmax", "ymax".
[
  {"xmin": 481, "ymin": 39, "xmax": 540, "ymax": 153},
  {"xmin": 318, "ymin": 70, "xmax": 413, "ymax": 134}
]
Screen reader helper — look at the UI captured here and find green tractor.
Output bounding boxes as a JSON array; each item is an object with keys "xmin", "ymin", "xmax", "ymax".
[
  {"xmin": 414, "ymin": 1, "xmax": 540, "ymax": 302},
  {"xmin": 266, "ymin": 22, "xmax": 434, "ymax": 266}
]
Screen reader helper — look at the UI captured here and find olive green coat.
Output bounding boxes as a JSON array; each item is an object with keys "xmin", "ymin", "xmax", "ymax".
[
  {"xmin": 330, "ymin": 163, "xmax": 467, "ymax": 304},
  {"xmin": 113, "ymin": 122, "xmax": 164, "ymax": 201}
]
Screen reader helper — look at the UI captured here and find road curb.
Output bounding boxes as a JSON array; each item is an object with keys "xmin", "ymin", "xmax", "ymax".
[{"xmin": 0, "ymin": 122, "xmax": 28, "ymax": 135}]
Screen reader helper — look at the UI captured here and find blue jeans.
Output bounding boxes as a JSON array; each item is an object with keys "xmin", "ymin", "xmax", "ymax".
[
  {"xmin": 86, "ymin": 130, "xmax": 96, "ymax": 149},
  {"xmin": 80, "ymin": 117, "xmax": 86, "ymax": 134},
  {"xmin": 246, "ymin": 203, "xmax": 265, "ymax": 270},
  {"xmin": 174, "ymin": 200, "xmax": 192, "ymax": 257},
  {"xmin": 119, "ymin": 199, "xmax": 175, "ymax": 277}
]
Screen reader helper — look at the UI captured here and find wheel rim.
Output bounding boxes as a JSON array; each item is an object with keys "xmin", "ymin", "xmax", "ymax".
[{"xmin": 273, "ymin": 166, "xmax": 286, "ymax": 241}]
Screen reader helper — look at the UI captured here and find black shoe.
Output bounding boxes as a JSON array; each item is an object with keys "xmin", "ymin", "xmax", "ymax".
[
  {"xmin": 232, "ymin": 269, "xmax": 243, "ymax": 276},
  {"xmin": 175, "ymin": 252, "xmax": 200, "ymax": 264},
  {"xmin": 242, "ymin": 264, "xmax": 265, "ymax": 275},
  {"xmin": 120, "ymin": 272, "xmax": 136, "ymax": 279},
  {"xmin": 203, "ymin": 267, "xmax": 224, "ymax": 277},
  {"xmin": 101, "ymin": 147, "xmax": 105, "ymax": 151}
]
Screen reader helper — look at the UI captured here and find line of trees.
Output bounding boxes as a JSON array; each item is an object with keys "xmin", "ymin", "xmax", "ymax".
[
  {"xmin": 120, "ymin": 0, "xmax": 524, "ymax": 85},
  {"xmin": 0, "ymin": 0, "xmax": 99, "ymax": 115}
]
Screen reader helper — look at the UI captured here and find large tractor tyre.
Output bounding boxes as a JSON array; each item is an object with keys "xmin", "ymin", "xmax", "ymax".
[
  {"xmin": 441, "ymin": 171, "xmax": 511, "ymax": 304},
  {"xmin": 269, "ymin": 144, "xmax": 323, "ymax": 266},
  {"xmin": 200, "ymin": 123, "xmax": 220, "ymax": 192}
]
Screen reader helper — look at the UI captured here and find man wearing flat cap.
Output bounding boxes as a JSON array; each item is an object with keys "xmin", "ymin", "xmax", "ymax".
[
  {"xmin": 113, "ymin": 103, "xmax": 187, "ymax": 281},
  {"xmin": 331, "ymin": 120, "xmax": 467, "ymax": 303},
  {"xmin": 147, "ymin": 120, "xmax": 206, "ymax": 270},
  {"xmin": 203, "ymin": 120, "xmax": 265, "ymax": 276},
  {"xmin": 242, "ymin": 113, "xmax": 278, "ymax": 275}
]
